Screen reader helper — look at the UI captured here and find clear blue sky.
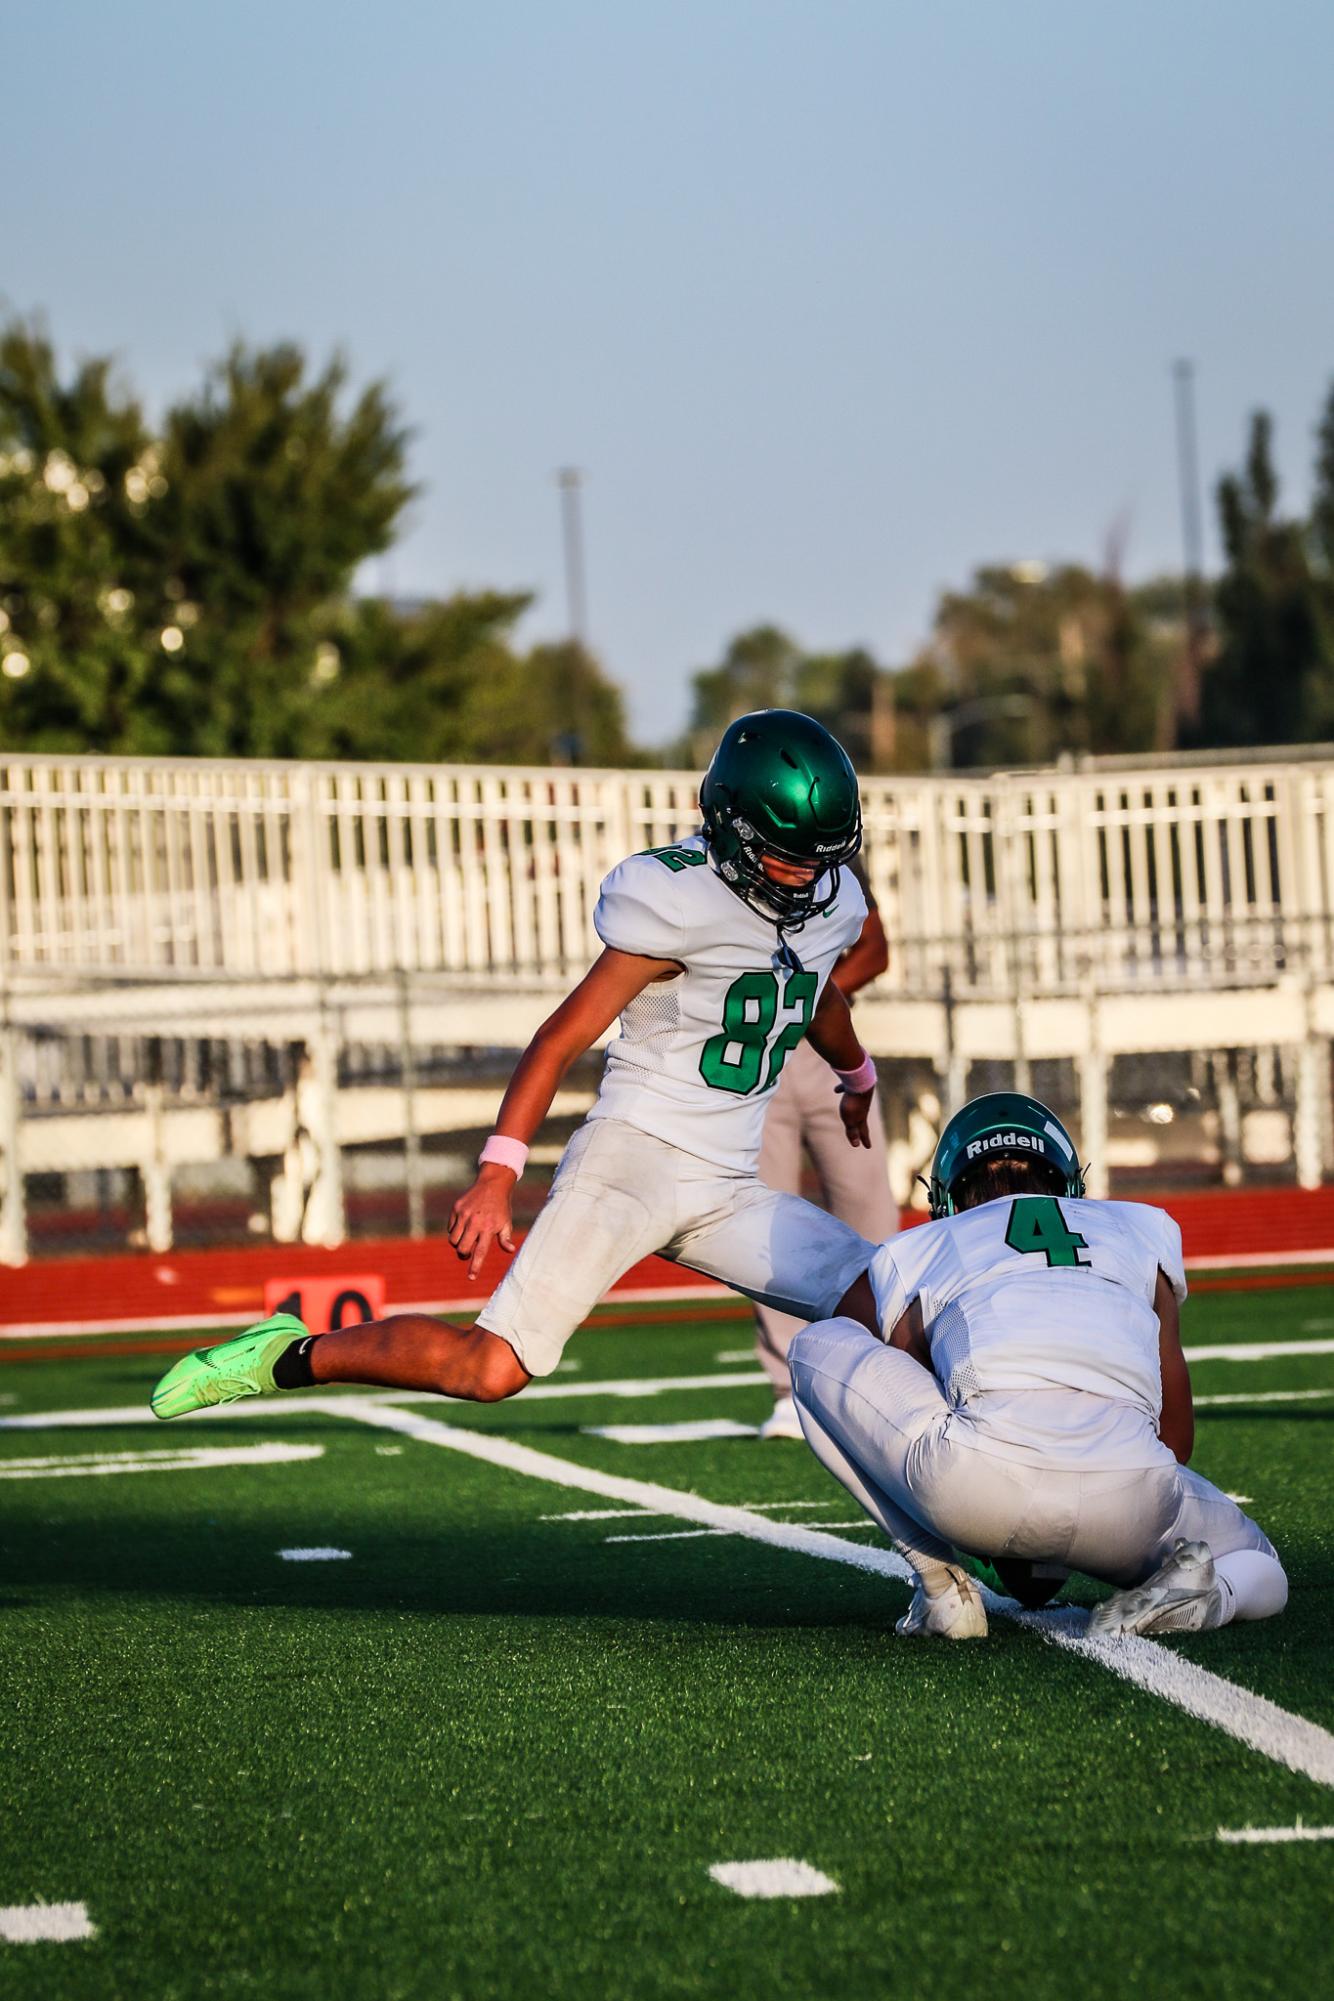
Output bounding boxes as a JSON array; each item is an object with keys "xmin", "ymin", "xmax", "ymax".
[{"xmin": 7, "ymin": 1, "xmax": 1334, "ymax": 742}]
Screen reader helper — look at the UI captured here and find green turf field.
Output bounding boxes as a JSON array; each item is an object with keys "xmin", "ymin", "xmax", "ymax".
[{"xmin": 3, "ymin": 1288, "xmax": 1332, "ymax": 1999}]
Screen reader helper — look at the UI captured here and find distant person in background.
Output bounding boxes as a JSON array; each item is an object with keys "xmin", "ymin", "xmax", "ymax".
[{"xmin": 753, "ymin": 855, "xmax": 899, "ymax": 1439}]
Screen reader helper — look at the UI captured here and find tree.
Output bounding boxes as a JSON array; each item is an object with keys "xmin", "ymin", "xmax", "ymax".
[
  {"xmin": 1199, "ymin": 412, "xmax": 1327, "ymax": 747},
  {"xmin": 307, "ymin": 598, "xmax": 639, "ymax": 767},
  {"xmin": 685, "ymin": 625, "xmax": 803, "ymax": 759},
  {"xmin": 0, "ymin": 323, "xmax": 414, "ymax": 756},
  {"xmin": 0, "ymin": 319, "xmax": 168, "ymax": 750},
  {"xmin": 683, "ymin": 625, "xmax": 896, "ymax": 770},
  {"xmin": 148, "ymin": 342, "xmax": 416, "ymax": 756},
  {"xmin": 0, "ymin": 315, "xmax": 644, "ymax": 767},
  {"xmin": 909, "ymin": 562, "xmax": 1175, "ymax": 768}
]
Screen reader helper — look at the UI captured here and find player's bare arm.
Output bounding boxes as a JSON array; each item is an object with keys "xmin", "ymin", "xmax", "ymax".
[
  {"xmin": 830, "ymin": 1279, "xmax": 931, "ymax": 1363},
  {"xmin": 886, "ymin": 1295, "xmax": 933, "ymax": 1369},
  {"xmin": 448, "ymin": 946, "xmax": 681, "ymax": 1279},
  {"xmin": 1154, "ymin": 1266, "xmax": 1194, "ymax": 1463},
  {"xmin": 831, "ymin": 906, "xmax": 888, "ymax": 996},
  {"xmin": 805, "ymin": 978, "xmax": 876, "ymax": 1149}
]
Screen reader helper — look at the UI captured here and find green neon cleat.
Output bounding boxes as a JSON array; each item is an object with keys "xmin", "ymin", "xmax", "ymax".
[{"xmin": 150, "ymin": 1313, "xmax": 309, "ymax": 1420}]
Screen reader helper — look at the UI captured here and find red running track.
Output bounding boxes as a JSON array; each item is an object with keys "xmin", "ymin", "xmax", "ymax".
[{"xmin": 5, "ymin": 1185, "xmax": 1334, "ymax": 1339}]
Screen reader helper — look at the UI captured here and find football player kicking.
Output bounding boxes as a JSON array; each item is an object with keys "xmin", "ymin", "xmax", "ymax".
[
  {"xmin": 787, "ymin": 1092, "xmax": 1289, "ymax": 1641},
  {"xmin": 151, "ymin": 711, "xmax": 884, "ymax": 1420}
]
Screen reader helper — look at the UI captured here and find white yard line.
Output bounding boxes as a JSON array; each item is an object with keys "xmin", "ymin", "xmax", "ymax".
[
  {"xmin": 1195, "ymin": 1389, "xmax": 1334, "ymax": 1408},
  {"xmin": 0, "ymin": 1282, "xmax": 734, "ymax": 1342},
  {"xmin": 1184, "ymin": 1339, "xmax": 1334, "ymax": 1362},
  {"xmin": 1216, "ymin": 1823, "xmax": 1334, "ymax": 1844},
  {"xmin": 1186, "ymin": 1247, "xmax": 1334, "ymax": 1271},
  {"xmin": 0, "ymin": 1441, "xmax": 323, "ymax": 1481},
  {"xmin": 331, "ymin": 1396, "xmax": 1334, "ymax": 1792},
  {"xmin": 0, "ymin": 1372, "xmax": 769, "ymax": 1433}
]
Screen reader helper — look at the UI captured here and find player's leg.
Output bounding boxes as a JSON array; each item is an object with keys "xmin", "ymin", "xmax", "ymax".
[
  {"xmin": 751, "ymin": 1045, "xmax": 899, "ymax": 1437},
  {"xmin": 151, "ymin": 1123, "xmax": 674, "ymax": 1417},
  {"xmin": 674, "ymin": 1176, "xmax": 873, "ymax": 1334},
  {"xmin": 1088, "ymin": 1465, "xmax": 1287, "ymax": 1637},
  {"xmin": 787, "ymin": 1316, "xmax": 988, "ymax": 1637},
  {"xmin": 751, "ymin": 1060, "xmax": 809, "ymax": 1434}
]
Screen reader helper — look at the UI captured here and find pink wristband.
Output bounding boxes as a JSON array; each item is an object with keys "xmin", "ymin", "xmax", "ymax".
[
  {"xmin": 479, "ymin": 1134, "xmax": 529, "ymax": 1176},
  {"xmin": 835, "ymin": 1053, "xmax": 877, "ymax": 1094}
]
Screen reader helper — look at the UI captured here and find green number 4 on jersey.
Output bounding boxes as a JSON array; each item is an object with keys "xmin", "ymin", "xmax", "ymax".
[{"xmin": 1004, "ymin": 1196, "xmax": 1090, "ymax": 1268}]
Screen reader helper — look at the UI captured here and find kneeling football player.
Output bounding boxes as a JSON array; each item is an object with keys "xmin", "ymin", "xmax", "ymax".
[
  {"xmin": 787, "ymin": 1092, "xmax": 1288, "ymax": 1641},
  {"xmin": 152, "ymin": 712, "xmax": 884, "ymax": 1418}
]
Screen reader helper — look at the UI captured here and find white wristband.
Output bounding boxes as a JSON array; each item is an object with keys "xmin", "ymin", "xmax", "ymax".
[
  {"xmin": 835, "ymin": 1053, "xmax": 877, "ymax": 1095},
  {"xmin": 479, "ymin": 1134, "xmax": 529, "ymax": 1176}
]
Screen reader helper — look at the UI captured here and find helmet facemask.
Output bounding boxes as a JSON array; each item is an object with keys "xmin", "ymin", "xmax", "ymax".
[{"xmin": 703, "ymin": 807, "xmax": 859, "ymax": 928}]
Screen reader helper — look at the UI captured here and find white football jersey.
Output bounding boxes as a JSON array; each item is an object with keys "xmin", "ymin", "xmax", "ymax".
[
  {"xmin": 587, "ymin": 833, "xmax": 867, "ymax": 1172},
  {"xmin": 868, "ymin": 1195, "xmax": 1187, "ymax": 1423}
]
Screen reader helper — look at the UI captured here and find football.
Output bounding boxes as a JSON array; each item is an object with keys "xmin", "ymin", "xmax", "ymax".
[{"xmin": 964, "ymin": 1554, "xmax": 1070, "ymax": 1610}]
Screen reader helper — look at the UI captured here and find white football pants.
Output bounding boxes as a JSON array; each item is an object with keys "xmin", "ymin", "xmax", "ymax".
[
  {"xmin": 476, "ymin": 1118, "xmax": 874, "ymax": 1377},
  {"xmin": 789, "ymin": 1317, "xmax": 1283, "ymax": 1599},
  {"xmin": 753, "ymin": 1038, "xmax": 899, "ymax": 1392}
]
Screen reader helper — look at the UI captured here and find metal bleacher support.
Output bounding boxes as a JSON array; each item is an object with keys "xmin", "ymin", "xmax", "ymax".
[{"xmin": 4, "ymin": 748, "xmax": 1334, "ymax": 1261}]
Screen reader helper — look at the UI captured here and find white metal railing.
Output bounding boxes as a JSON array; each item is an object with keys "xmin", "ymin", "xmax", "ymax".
[{"xmin": 4, "ymin": 751, "xmax": 1334, "ymax": 997}]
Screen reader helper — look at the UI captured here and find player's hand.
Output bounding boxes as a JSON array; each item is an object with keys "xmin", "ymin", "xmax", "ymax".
[
  {"xmin": 447, "ymin": 1165, "xmax": 518, "ymax": 1280},
  {"xmin": 837, "ymin": 1085, "xmax": 874, "ymax": 1149}
]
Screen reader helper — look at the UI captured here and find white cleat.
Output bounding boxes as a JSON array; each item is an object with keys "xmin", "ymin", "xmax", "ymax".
[
  {"xmin": 1088, "ymin": 1539, "xmax": 1224, "ymax": 1639},
  {"xmin": 757, "ymin": 1394, "xmax": 805, "ymax": 1442},
  {"xmin": 896, "ymin": 1564, "xmax": 989, "ymax": 1640}
]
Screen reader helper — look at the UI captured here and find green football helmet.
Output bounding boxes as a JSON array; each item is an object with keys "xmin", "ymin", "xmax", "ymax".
[
  {"xmin": 927, "ymin": 1091, "xmax": 1085, "ymax": 1218},
  {"xmin": 699, "ymin": 709, "xmax": 862, "ymax": 927}
]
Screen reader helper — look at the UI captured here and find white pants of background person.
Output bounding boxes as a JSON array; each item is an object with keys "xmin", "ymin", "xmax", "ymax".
[
  {"xmin": 788, "ymin": 1317, "xmax": 1287, "ymax": 1616},
  {"xmin": 752, "ymin": 1038, "xmax": 898, "ymax": 1435}
]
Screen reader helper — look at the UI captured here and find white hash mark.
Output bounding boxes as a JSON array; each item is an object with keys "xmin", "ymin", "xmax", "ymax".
[
  {"xmin": 540, "ymin": 1499, "xmax": 837, "ymax": 1522},
  {"xmin": 582, "ymin": 1419, "xmax": 755, "ymax": 1444},
  {"xmin": 708, "ymin": 1859, "xmax": 839, "ymax": 1899},
  {"xmin": 0, "ymin": 1901, "xmax": 97, "ymax": 1943},
  {"xmin": 278, "ymin": 1547, "xmax": 352, "ymax": 1562},
  {"xmin": 605, "ymin": 1528, "xmax": 734, "ymax": 1544},
  {"xmin": 1217, "ymin": 1823, "xmax": 1334, "ymax": 1844}
]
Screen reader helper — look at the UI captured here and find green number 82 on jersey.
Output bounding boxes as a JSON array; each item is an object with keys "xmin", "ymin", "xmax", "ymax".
[{"xmin": 698, "ymin": 969, "xmax": 818, "ymax": 1095}]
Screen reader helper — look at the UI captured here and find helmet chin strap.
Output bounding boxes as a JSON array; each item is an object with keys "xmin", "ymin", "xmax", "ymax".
[{"xmin": 775, "ymin": 927, "xmax": 805, "ymax": 973}]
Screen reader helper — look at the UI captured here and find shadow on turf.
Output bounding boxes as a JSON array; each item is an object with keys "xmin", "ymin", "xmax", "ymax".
[
  {"xmin": 2, "ymin": 1512, "xmax": 912, "ymax": 1628},
  {"xmin": 9, "ymin": 1511, "xmax": 1326, "ymax": 1663}
]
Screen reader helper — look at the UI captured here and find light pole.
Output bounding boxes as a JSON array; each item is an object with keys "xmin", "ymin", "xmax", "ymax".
[
  {"xmin": 556, "ymin": 467, "xmax": 589, "ymax": 649},
  {"xmin": 1172, "ymin": 359, "xmax": 1208, "ymax": 732}
]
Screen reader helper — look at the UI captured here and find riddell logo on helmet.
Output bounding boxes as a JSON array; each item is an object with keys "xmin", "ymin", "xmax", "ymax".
[{"xmin": 965, "ymin": 1132, "xmax": 1046, "ymax": 1159}]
